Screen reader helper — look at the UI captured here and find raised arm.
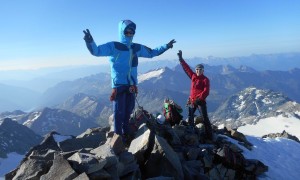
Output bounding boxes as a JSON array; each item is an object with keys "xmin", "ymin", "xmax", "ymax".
[
  {"xmin": 177, "ymin": 50, "xmax": 194, "ymax": 79},
  {"xmin": 137, "ymin": 39, "xmax": 176, "ymax": 58},
  {"xmin": 83, "ymin": 29, "xmax": 114, "ymax": 56}
]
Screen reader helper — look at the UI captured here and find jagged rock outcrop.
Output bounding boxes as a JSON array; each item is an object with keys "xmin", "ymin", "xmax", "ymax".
[
  {"xmin": 6, "ymin": 116, "xmax": 268, "ymax": 179},
  {"xmin": 262, "ymin": 130, "xmax": 300, "ymax": 143}
]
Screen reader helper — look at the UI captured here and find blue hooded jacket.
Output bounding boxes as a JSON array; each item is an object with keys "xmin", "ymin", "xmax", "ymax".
[{"xmin": 86, "ymin": 20, "xmax": 169, "ymax": 88}]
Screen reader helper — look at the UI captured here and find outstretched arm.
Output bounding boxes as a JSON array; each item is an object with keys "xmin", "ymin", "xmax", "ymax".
[
  {"xmin": 83, "ymin": 29, "xmax": 94, "ymax": 54},
  {"xmin": 177, "ymin": 50, "xmax": 194, "ymax": 79},
  {"xmin": 83, "ymin": 29, "xmax": 113, "ymax": 56},
  {"xmin": 83, "ymin": 29, "xmax": 94, "ymax": 43},
  {"xmin": 137, "ymin": 39, "xmax": 176, "ymax": 58},
  {"xmin": 177, "ymin": 50, "xmax": 183, "ymax": 61},
  {"xmin": 167, "ymin": 39, "xmax": 176, "ymax": 49}
]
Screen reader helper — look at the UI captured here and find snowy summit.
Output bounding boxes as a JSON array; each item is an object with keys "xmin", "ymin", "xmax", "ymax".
[{"xmin": 138, "ymin": 68, "xmax": 164, "ymax": 83}]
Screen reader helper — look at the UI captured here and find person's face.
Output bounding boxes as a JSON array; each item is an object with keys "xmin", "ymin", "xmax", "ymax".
[
  {"xmin": 125, "ymin": 29, "xmax": 135, "ymax": 37},
  {"xmin": 195, "ymin": 68, "xmax": 204, "ymax": 76}
]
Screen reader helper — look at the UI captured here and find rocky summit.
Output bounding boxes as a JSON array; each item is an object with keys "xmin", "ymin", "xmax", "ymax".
[{"xmin": 6, "ymin": 114, "xmax": 270, "ymax": 180}]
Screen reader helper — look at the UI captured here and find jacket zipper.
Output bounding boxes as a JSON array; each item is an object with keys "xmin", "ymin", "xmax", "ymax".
[{"xmin": 128, "ymin": 44, "xmax": 133, "ymax": 85}]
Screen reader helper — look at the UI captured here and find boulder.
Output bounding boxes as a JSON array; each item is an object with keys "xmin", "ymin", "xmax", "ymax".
[{"xmin": 40, "ymin": 154, "xmax": 78, "ymax": 180}]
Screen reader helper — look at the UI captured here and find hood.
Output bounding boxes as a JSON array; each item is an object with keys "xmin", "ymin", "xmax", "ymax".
[{"xmin": 118, "ymin": 20, "xmax": 136, "ymax": 45}]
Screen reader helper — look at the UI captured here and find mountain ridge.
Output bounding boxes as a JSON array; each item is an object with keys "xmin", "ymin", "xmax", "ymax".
[{"xmin": 212, "ymin": 87, "xmax": 300, "ymax": 130}]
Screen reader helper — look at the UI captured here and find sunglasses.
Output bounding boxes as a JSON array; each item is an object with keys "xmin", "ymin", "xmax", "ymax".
[
  {"xmin": 195, "ymin": 68, "xmax": 203, "ymax": 71},
  {"xmin": 125, "ymin": 30, "xmax": 135, "ymax": 36}
]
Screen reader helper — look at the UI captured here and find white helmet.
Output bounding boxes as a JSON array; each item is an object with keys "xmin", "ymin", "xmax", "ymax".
[{"xmin": 156, "ymin": 114, "xmax": 165, "ymax": 125}]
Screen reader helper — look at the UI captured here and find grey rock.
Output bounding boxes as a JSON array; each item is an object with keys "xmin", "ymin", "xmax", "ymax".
[
  {"xmin": 109, "ymin": 133, "xmax": 126, "ymax": 155},
  {"xmin": 186, "ymin": 147, "xmax": 201, "ymax": 161},
  {"xmin": 182, "ymin": 160, "xmax": 206, "ymax": 180},
  {"xmin": 89, "ymin": 169, "xmax": 111, "ymax": 180},
  {"xmin": 118, "ymin": 151, "xmax": 140, "ymax": 177},
  {"xmin": 76, "ymin": 126, "xmax": 109, "ymax": 138},
  {"xmin": 28, "ymin": 149, "xmax": 56, "ymax": 162},
  {"xmin": 105, "ymin": 163, "xmax": 119, "ymax": 180},
  {"xmin": 59, "ymin": 133, "xmax": 106, "ymax": 152},
  {"xmin": 67, "ymin": 152, "xmax": 106, "ymax": 174},
  {"xmin": 25, "ymin": 131, "xmax": 61, "ymax": 159},
  {"xmin": 262, "ymin": 130, "xmax": 300, "ymax": 143},
  {"xmin": 118, "ymin": 161, "xmax": 139, "ymax": 177},
  {"xmin": 146, "ymin": 177, "xmax": 175, "ymax": 180},
  {"xmin": 144, "ymin": 135, "xmax": 184, "ymax": 180},
  {"xmin": 40, "ymin": 154, "xmax": 78, "ymax": 180},
  {"xmin": 208, "ymin": 164, "xmax": 236, "ymax": 180},
  {"xmin": 119, "ymin": 151, "xmax": 135, "ymax": 164},
  {"xmin": 12, "ymin": 158, "xmax": 50, "ymax": 180},
  {"xmin": 73, "ymin": 172, "xmax": 89, "ymax": 180},
  {"xmin": 128, "ymin": 124, "xmax": 151, "ymax": 163},
  {"xmin": 91, "ymin": 144, "xmax": 118, "ymax": 168}
]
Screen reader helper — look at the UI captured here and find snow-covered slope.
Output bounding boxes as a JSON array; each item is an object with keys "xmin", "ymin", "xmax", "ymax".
[
  {"xmin": 138, "ymin": 68, "xmax": 165, "ymax": 83},
  {"xmin": 223, "ymin": 135, "xmax": 300, "ymax": 180},
  {"xmin": 238, "ymin": 115, "xmax": 300, "ymax": 139}
]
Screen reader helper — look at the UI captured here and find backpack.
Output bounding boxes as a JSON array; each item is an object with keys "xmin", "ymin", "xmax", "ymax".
[{"xmin": 163, "ymin": 99, "xmax": 183, "ymax": 126}]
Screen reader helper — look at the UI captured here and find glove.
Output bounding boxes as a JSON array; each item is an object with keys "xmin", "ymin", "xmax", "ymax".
[
  {"xmin": 167, "ymin": 39, "xmax": 176, "ymax": 49},
  {"xmin": 186, "ymin": 98, "xmax": 194, "ymax": 108},
  {"xmin": 129, "ymin": 85, "xmax": 138, "ymax": 95},
  {"xmin": 110, "ymin": 88, "xmax": 117, "ymax": 101},
  {"xmin": 83, "ymin": 29, "xmax": 94, "ymax": 43},
  {"xmin": 177, "ymin": 50, "xmax": 183, "ymax": 61}
]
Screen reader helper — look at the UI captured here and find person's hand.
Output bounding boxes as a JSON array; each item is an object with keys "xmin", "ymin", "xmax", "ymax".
[
  {"xmin": 83, "ymin": 29, "xmax": 94, "ymax": 43},
  {"xmin": 177, "ymin": 50, "xmax": 183, "ymax": 61},
  {"xmin": 110, "ymin": 88, "xmax": 117, "ymax": 101},
  {"xmin": 167, "ymin": 39, "xmax": 176, "ymax": 49},
  {"xmin": 129, "ymin": 85, "xmax": 138, "ymax": 95}
]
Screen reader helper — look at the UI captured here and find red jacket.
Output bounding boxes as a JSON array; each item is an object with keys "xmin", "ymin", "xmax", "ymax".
[{"xmin": 180, "ymin": 59, "xmax": 210, "ymax": 103}]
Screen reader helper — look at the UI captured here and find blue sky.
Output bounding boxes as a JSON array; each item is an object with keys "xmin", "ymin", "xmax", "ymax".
[{"xmin": 1, "ymin": 0, "xmax": 300, "ymax": 70}]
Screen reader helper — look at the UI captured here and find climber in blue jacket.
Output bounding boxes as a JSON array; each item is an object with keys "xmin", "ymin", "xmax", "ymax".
[{"xmin": 83, "ymin": 19, "xmax": 176, "ymax": 142}]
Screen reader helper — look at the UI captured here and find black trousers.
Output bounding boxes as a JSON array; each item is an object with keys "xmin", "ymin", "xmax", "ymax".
[{"xmin": 188, "ymin": 101, "xmax": 213, "ymax": 140}]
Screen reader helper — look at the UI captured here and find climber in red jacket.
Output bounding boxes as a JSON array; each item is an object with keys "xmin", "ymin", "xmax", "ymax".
[{"xmin": 177, "ymin": 50, "xmax": 213, "ymax": 140}]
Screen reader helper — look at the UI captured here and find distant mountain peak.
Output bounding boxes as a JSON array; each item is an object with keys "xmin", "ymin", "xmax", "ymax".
[
  {"xmin": 0, "ymin": 118, "xmax": 42, "ymax": 158},
  {"xmin": 20, "ymin": 107, "xmax": 98, "ymax": 136},
  {"xmin": 221, "ymin": 64, "xmax": 236, "ymax": 74},
  {"xmin": 212, "ymin": 87, "xmax": 296, "ymax": 128},
  {"xmin": 138, "ymin": 68, "xmax": 165, "ymax": 83},
  {"xmin": 238, "ymin": 65, "xmax": 257, "ymax": 73}
]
